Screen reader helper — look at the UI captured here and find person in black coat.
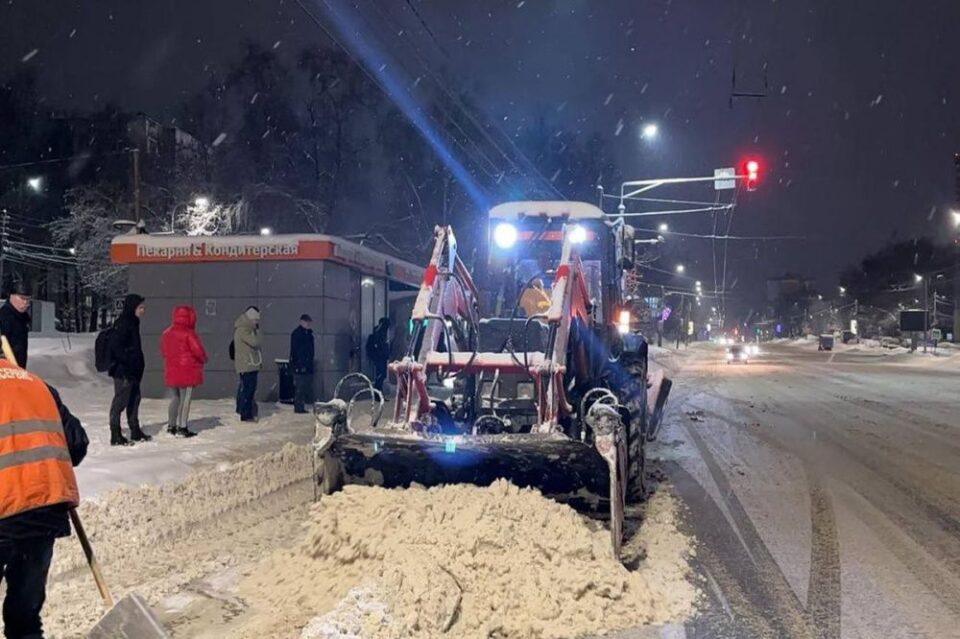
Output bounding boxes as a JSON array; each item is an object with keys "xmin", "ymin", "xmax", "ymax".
[
  {"xmin": 0, "ymin": 278, "xmax": 32, "ymax": 368},
  {"xmin": 289, "ymin": 314, "xmax": 315, "ymax": 413},
  {"xmin": 108, "ymin": 294, "xmax": 151, "ymax": 445}
]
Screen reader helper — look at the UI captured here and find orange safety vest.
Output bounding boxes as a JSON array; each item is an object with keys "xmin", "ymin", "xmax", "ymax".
[{"xmin": 0, "ymin": 359, "xmax": 80, "ymax": 519}]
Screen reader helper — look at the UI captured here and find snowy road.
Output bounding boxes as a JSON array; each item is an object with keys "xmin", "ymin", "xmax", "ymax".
[{"xmin": 652, "ymin": 342, "xmax": 960, "ymax": 639}]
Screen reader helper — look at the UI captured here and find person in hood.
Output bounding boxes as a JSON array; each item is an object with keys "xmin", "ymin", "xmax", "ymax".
[
  {"xmin": 0, "ymin": 277, "xmax": 32, "ymax": 369},
  {"xmin": 160, "ymin": 305, "xmax": 207, "ymax": 438},
  {"xmin": 108, "ymin": 294, "xmax": 151, "ymax": 445},
  {"xmin": 234, "ymin": 306, "xmax": 262, "ymax": 422},
  {"xmin": 0, "ymin": 350, "xmax": 88, "ymax": 639},
  {"xmin": 289, "ymin": 314, "xmax": 315, "ymax": 414}
]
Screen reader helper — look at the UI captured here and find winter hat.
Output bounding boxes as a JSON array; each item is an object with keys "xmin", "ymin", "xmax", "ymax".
[
  {"xmin": 2, "ymin": 275, "xmax": 32, "ymax": 298},
  {"xmin": 245, "ymin": 306, "xmax": 261, "ymax": 321},
  {"xmin": 300, "ymin": 314, "xmax": 313, "ymax": 322}
]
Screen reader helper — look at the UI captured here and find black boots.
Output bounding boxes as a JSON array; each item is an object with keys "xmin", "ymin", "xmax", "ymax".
[
  {"xmin": 130, "ymin": 429, "xmax": 152, "ymax": 442},
  {"xmin": 110, "ymin": 433, "xmax": 133, "ymax": 446},
  {"xmin": 168, "ymin": 425, "xmax": 197, "ymax": 438}
]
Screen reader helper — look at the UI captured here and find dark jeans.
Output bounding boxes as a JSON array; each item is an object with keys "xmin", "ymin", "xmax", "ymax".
[
  {"xmin": 0, "ymin": 537, "xmax": 54, "ymax": 639},
  {"xmin": 293, "ymin": 373, "xmax": 314, "ymax": 413},
  {"xmin": 236, "ymin": 371, "xmax": 258, "ymax": 421},
  {"xmin": 109, "ymin": 378, "xmax": 142, "ymax": 437},
  {"xmin": 373, "ymin": 360, "xmax": 388, "ymax": 391}
]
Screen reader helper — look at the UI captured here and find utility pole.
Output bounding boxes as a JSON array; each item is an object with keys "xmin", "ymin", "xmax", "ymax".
[
  {"xmin": 0, "ymin": 212, "xmax": 7, "ymax": 291},
  {"xmin": 923, "ymin": 276, "xmax": 929, "ymax": 354},
  {"xmin": 132, "ymin": 147, "xmax": 142, "ymax": 224}
]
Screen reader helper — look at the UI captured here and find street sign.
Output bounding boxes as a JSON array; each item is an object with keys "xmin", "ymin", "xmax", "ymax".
[
  {"xmin": 714, "ymin": 167, "xmax": 736, "ymax": 190},
  {"xmin": 931, "ymin": 328, "xmax": 942, "ymax": 342}
]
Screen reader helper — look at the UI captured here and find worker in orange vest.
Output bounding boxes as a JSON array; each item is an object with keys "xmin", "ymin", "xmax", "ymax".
[{"xmin": 0, "ymin": 352, "xmax": 88, "ymax": 638}]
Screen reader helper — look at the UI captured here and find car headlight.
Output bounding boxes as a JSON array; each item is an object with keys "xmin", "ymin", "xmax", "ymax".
[
  {"xmin": 567, "ymin": 224, "xmax": 588, "ymax": 245},
  {"xmin": 493, "ymin": 222, "xmax": 518, "ymax": 249}
]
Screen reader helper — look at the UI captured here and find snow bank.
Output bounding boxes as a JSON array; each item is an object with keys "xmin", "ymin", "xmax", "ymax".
[{"xmin": 27, "ymin": 336, "xmax": 315, "ymax": 499}]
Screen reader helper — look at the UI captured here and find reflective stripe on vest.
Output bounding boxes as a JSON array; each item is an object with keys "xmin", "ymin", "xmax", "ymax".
[{"xmin": 0, "ymin": 360, "xmax": 80, "ymax": 520}]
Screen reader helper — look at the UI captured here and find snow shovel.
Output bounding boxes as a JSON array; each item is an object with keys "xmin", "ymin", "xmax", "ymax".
[{"xmin": 71, "ymin": 508, "xmax": 170, "ymax": 638}]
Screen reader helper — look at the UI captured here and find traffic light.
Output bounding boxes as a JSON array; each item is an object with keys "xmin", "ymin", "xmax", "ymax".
[{"xmin": 745, "ymin": 159, "xmax": 760, "ymax": 192}]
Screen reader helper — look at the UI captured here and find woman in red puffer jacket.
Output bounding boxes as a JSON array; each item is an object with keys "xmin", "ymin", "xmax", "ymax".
[{"xmin": 160, "ymin": 305, "xmax": 207, "ymax": 438}]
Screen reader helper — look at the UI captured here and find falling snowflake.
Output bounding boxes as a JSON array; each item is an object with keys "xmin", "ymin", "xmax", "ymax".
[
  {"xmin": 780, "ymin": 85, "xmax": 787, "ymax": 95},
  {"xmin": 550, "ymin": 169, "xmax": 561, "ymax": 182},
  {"xmin": 640, "ymin": 83, "xmax": 648, "ymax": 94},
  {"xmin": 614, "ymin": 119, "xmax": 624, "ymax": 136},
  {"xmin": 603, "ymin": 93, "xmax": 614, "ymax": 106},
  {"xmin": 250, "ymin": 92, "xmax": 259, "ymax": 105},
  {"xmin": 869, "ymin": 94, "xmax": 883, "ymax": 107},
  {"xmin": 69, "ymin": 29, "xmax": 77, "ymax": 38},
  {"xmin": 212, "ymin": 132, "xmax": 228, "ymax": 147},
  {"xmin": 892, "ymin": 179, "xmax": 900, "ymax": 188},
  {"xmin": 21, "ymin": 49, "xmax": 38, "ymax": 62},
  {"xmin": 517, "ymin": 0, "xmax": 525, "ymax": 6},
  {"xmin": 273, "ymin": 40, "xmax": 281, "ymax": 49}
]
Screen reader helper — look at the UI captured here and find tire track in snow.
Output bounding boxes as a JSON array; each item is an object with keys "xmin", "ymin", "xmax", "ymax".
[{"xmin": 806, "ymin": 481, "xmax": 841, "ymax": 639}]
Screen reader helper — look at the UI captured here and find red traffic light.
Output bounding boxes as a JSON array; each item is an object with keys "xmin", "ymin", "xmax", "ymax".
[{"xmin": 744, "ymin": 159, "xmax": 760, "ymax": 191}]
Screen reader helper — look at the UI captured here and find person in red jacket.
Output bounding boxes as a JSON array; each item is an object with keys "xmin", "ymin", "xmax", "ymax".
[{"xmin": 160, "ymin": 305, "xmax": 207, "ymax": 438}]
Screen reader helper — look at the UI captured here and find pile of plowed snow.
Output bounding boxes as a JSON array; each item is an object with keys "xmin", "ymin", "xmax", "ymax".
[{"xmin": 237, "ymin": 480, "xmax": 698, "ymax": 639}]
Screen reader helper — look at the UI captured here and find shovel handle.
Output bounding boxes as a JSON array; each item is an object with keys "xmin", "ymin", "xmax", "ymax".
[{"xmin": 69, "ymin": 508, "xmax": 114, "ymax": 608}]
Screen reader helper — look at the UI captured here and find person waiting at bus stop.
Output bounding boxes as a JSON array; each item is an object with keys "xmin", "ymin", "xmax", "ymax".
[{"xmin": 0, "ymin": 343, "xmax": 88, "ymax": 638}]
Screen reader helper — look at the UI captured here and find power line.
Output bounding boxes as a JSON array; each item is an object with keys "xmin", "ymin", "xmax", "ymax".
[
  {"xmin": 361, "ymin": 0, "xmax": 563, "ymax": 199},
  {"xmin": 0, "ymin": 149, "xmax": 131, "ymax": 172},
  {"xmin": 613, "ymin": 205, "xmax": 734, "ymax": 217}
]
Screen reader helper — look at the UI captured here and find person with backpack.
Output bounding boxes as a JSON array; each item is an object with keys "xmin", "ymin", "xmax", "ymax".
[
  {"xmin": 289, "ymin": 314, "xmax": 315, "ymax": 414},
  {"xmin": 233, "ymin": 306, "xmax": 262, "ymax": 422},
  {"xmin": 107, "ymin": 294, "xmax": 151, "ymax": 445},
  {"xmin": 366, "ymin": 317, "xmax": 391, "ymax": 392},
  {"xmin": 160, "ymin": 305, "xmax": 206, "ymax": 438}
]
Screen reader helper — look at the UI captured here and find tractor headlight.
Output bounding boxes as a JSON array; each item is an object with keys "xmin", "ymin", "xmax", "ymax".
[
  {"xmin": 567, "ymin": 224, "xmax": 588, "ymax": 245},
  {"xmin": 493, "ymin": 222, "xmax": 518, "ymax": 249},
  {"xmin": 617, "ymin": 309, "xmax": 631, "ymax": 335}
]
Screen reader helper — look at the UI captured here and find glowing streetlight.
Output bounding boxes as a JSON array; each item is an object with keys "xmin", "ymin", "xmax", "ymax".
[
  {"xmin": 951, "ymin": 210, "xmax": 960, "ymax": 228},
  {"xmin": 839, "ymin": 286, "xmax": 846, "ymax": 295},
  {"xmin": 260, "ymin": 227, "xmax": 272, "ymax": 236},
  {"xmin": 26, "ymin": 177, "xmax": 42, "ymax": 192},
  {"xmin": 675, "ymin": 264, "xmax": 685, "ymax": 274},
  {"xmin": 194, "ymin": 196, "xmax": 210, "ymax": 209},
  {"xmin": 641, "ymin": 123, "xmax": 659, "ymax": 140},
  {"xmin": 68, "ymin": 247, "xmax": 77, "ymax": 256},
  {"xmin": 914, "ymin": 273, "xmax": 923, "ymax": 283},
  {"xmin": 658, "ymin": 223, "xmax": 669, "ymax": 233},
  {"xmin": 695, "ymin": 280, "xmax": 702, "ymax": 288}
]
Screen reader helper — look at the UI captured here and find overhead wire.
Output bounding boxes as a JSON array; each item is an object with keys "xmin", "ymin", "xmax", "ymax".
[{"xmin": 361, "ymin": 0, "xmax": 564, "ymax": 199}]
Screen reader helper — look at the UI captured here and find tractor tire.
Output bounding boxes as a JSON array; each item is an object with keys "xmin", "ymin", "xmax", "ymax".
[{"xmin": 625, "ymin": 359, "xmax": 648, "ymax": 503}]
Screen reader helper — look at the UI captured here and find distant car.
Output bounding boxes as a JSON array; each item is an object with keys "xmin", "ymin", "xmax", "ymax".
[
  {"xmin": 726, "ymin": 344, "xmax": 748, "ymax": 364},
  {"xmin": 818, "ymin": 335, "xmax": 834, "ymax": 351}
]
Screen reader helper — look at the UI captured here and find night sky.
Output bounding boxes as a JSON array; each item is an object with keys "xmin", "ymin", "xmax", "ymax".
[{"xmin": 3, "ymin": 0, "xmax": 960, "ymax": 298}]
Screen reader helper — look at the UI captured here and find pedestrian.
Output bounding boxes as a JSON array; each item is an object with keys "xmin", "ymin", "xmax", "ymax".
[
  {"xmin": 108, "ymin": 294, "xmax": 151, "ymax": 445},
  {"xmin": 366, "ymin": 317, "xmax": 391, "ymax": 391},
  {"xmin": 160, "ymin": 305, "xmax": 206, "ymax": 438},
  {"xmin": 0, "ymin": 276, "xmax": 32, "ymax": 369},
  {"xmin": 234, "ymin": 306, "xmax": 262, "ymax": 422},
  {"xmin": 0, "ymin": 352, "xmax": 88, "ymax": 639},
  {"xmin": 289, "ymin": 313, "xmax": 315, "ymax": 414}
]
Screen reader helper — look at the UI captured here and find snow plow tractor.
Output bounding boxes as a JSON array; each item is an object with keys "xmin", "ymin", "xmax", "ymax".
[{"xmin": 313, "ymin": 201, "xmax": 671, "ymax": 557}]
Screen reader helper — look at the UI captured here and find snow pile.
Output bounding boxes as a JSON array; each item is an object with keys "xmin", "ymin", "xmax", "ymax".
[
  {"xmin": 51, "ymin": 443, "xmax": 313, "ymax": 576},
  {"xmin": 237, "ymin": 480, "xmax": 698, "ymax": 639}
]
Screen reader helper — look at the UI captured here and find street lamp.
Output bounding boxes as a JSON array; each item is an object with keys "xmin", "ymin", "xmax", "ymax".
[
  {"xmin": 194, "ymin": 196, "xmax": 210, "ymax": 210},
  {"xmin": 260, "ymin": 227, "xmax": 273, "ymax": 236},
  {"xmin": 914, "ymin": 273, "xmax": 923, "ymax": 283},
  {"xmin": 26, "ymin": 177, "xmax": 42, "ymax": 192},
  {"xmin": 641, "ymin": 123, "xmax": 659, "ymax": 140},
  {"xmin": 951, "ymin": 209, "xmax": 960, "ymax": 228},
  {"xmin": 839, "ymin": 286, "xmax": 846, "ymax": 295},
  {"xmin": 658, "ymin": 223, "xmax": 669, "ymax": 233},
  {"xmin": 675, "ymin": 264, "xmax": 685, "ymax": 274}
]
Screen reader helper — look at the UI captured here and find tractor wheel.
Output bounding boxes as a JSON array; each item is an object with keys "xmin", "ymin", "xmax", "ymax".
[{"xmin": 625, "ymin": 360, "xmax": 648, "ymax": 503}]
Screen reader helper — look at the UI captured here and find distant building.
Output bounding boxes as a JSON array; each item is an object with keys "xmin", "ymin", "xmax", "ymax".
[{"xmin": 766, "ymin": 273, "xmax": 815, "ymax": 303}]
